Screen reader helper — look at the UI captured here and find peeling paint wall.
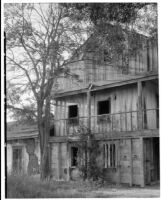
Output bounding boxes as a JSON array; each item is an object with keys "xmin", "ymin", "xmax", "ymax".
[{"xmin": 7, "ymin": 138, "xmax": 40, "ymax": 175}]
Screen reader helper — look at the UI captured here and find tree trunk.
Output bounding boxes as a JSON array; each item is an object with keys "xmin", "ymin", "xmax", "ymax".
[{"xmin": 38, "ymin": 96, "xmax": 51, "ymax": 180}]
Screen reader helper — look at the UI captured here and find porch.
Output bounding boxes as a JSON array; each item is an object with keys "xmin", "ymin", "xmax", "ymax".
[{"xmin": 53, "ymin": 108, "xmax": 159, "ymax": 137}]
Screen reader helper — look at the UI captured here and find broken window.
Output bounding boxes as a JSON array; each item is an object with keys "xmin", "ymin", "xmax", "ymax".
[
  {"xmin": 97, "ymin": 99, "xmax": 111, "ymax": 122},
  {"xmin": 68, "ymin": 105, "xmax": 79, "ymax": 125},
  {"xmin": 71, "ymin": 147, "xmax": 78, "ymax": 167},
  {"xmin": 104, "ymin": 143, "xmax": 116, "ymax": 168},
  {"xmin": 12, "ymin": 147, "xmax": 22, "ymax": 173}
]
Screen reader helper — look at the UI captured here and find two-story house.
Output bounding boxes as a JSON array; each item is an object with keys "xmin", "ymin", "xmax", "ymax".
[{"xmin": 49, "ymin": 31, "xmax": 159, "ymax": 187}]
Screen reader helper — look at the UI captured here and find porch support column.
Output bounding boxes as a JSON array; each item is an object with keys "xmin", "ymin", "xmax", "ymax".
[
  {"xmin": 87, "ymin": 89, "xmax": 91, "ymax": 133},
  {"xmin": 86, "ymin": 85, "xmax": 92, "ymax": 179},
  {"xmin": 57, "ymin": 142, "xmax": 61, "ymax": 180},
  {"xmin": 140, "ymin": 137, "xmax": 145, "ymax": 187},
  {"xmin": 66, "ymin": 142, "xmax": 70, "ymax": 181},
  {"xmin": 129, "ymin": 138, "xmax": 133, "ymax": 187},
  {"xmin": 137, "ymin": 81, "xmax": 143, "ymax": 130}
]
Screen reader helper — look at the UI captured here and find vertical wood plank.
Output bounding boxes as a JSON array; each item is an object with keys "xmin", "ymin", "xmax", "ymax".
[
  {"xmin": 66, "ymin": 142, "xmax": 70, "ymax": 181},
  {"xmin": 140, "ymin": 137, "xmax": 145, "ymax": 187},
  {"xmin": 129, "ymin": 139, "xmax": 133, "ymax": 187},
  {"xmin": 87, "ymin": 90, "xmax": 91, "ymax": 133},
  {"xmin": 57, "ymin": 143, "xmax": 61, "ymax": 180},
  {"xmin": 137, "ymin": 81, "xmax": 143, "ymax": 130}
]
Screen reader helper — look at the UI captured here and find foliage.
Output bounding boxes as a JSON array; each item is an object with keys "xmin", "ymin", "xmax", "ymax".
[
  {"xmin": 79, "ymin": 138, "xmax": 104, "ymax": 182},
  {"xmin": 75, "ymin": 124, "xmax": 104, "ymax": 182},
  {"xmin": 63, "ymin": 3, "xmax": 149, "ymax": 24},
  {"xmin": 63, "ymin": 3, "xmax": 157, "ymax": 64}
]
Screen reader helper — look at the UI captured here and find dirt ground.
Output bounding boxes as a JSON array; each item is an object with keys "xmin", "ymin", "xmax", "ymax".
[
  {"xmin": 58, "ymin": 183, "xmax": 160, "ymax": 198},
  {"xmin": 84, "ymin": 184, "xmax": 160, "ymax": 198}
]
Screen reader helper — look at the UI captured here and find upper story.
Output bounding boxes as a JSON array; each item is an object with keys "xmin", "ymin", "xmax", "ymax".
[
  {"xmin": 51, "ymin": 28, "xmax": 158, "ymax": 138},
  {"xmin": 54, "ymin": 29, "xmax": 158, "ymax": 95}
]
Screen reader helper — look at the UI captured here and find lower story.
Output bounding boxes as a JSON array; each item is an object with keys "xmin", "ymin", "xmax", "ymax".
[
  {"xmin": 50, "ymin": 135, "xmax": 160, "ymax": 187},
  {"xmin": 7, "ymin": 133, "xmax": 160, "ymax": 187}
]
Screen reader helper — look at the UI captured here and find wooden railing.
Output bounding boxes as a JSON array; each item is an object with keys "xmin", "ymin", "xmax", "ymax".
[{"xmin": 53, "ymin": 108, "xmax": 159, "ymax": 136}]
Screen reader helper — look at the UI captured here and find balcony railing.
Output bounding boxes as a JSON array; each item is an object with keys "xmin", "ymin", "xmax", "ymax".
[{"xmin": 53, "ymin": 108, "xmax": 159, "ymax": 136}]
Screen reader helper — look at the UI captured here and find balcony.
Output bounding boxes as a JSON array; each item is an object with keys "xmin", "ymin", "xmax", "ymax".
[{"xmin": 53, "ymin": 108, "xmax": 159, "ymax": 137}]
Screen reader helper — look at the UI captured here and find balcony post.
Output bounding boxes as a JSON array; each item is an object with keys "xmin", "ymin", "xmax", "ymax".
[
  {"xmin": 137, "ymin": 81, "xmax": 143, "ymax": 130},
  {"xmin": 87, "ymin": 89, "xmax": 91, "ymax": 133},
  {"xmin": 86, "ymin": 84, "xmax": 92, "ymax": 179}
]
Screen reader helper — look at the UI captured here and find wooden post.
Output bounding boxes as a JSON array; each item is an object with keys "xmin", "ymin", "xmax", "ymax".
[
  {"xmin": 57, "ymin": 142, "xmax": 61, "ymax": 180},
  {"xmin": 87, "ymin": 87, "xmax": 91, "ymax": 179},
  {"xmin": 87, "ymin": 90, "xmax": 91, "ymax": 133},
  {"xmin": 137, "ymin": 81, "xmax": 143, "ymax": 130},
  {"xmin": 66, "ymin": 142, "xmax": 70, "ymax": 181},
  {"xmin": 140, "ymin": 137, "xmax": 145, "ymax": 187},
  {"xmin": 129, "ymin": 139, "xmax": 133, "ymax": 187}
]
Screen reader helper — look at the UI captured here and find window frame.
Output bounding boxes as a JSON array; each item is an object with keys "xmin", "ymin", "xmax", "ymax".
[
  {"xmin": 104, "ymin": 142, "xmax": 117, "ymax": 169},
  {"xmin": 97, "ymin": 98, "xmax": 111, "ymax": 123},
  {"xmin": 68, "ymin": 104, "xmax": 79, "ymax": 125}
]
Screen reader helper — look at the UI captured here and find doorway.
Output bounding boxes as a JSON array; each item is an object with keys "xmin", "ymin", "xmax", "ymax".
[
  {"xmin": 144, "ymin": 138, "xmax": 160, "ymax": 185},
  {"xmin": 12, "ymin": 147, "xmax": 22, "ymax": 174}
]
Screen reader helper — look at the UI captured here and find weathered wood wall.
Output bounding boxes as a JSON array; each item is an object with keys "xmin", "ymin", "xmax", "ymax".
[
  {"xmin": 54, "ymin": 81, "xmax": 158, "ymax": 136},
  {"xmin": 50, "ymin": 137, "xmax": 155, "ymax": 186},
  {"xmin": 55, "ymin": 39, "xmax": 158, "ymax": 92}
]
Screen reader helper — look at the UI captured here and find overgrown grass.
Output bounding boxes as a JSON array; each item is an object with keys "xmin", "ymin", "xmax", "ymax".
[
  {"xmin": 7, "ymin": 174, "xmax": 102, "ymax": 198},
  {"xmin": 7, "ymin": 174, "xmax": 159, "ymax": 198}
]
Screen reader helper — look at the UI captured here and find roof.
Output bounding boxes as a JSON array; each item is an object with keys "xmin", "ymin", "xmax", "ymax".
[
  {"xmin": 7, "ymin": 130, "xmax": 38, "ymax": 141},
  {"xmin": 7, "ymin": 122, "xmax": 38, "ymax": 141},
  {"xmin": 54, "ymin": 73, "xmax": 158, "ymax": 98}
]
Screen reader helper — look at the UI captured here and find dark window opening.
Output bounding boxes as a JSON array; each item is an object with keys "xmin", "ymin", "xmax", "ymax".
[
  {"xmin": 68, "ymin": 105, "xmax": 78, "ymax": 125},
  {"xmin": 71, "ymin": 147, "xmax": 78, "ymax": 167},
  {"xmin": 13, "ymin": 148, "xmax": 22, "ymax": 173},
  {"xmin": 50, "ymin": 126, "xmax": 55, "ymax": 136},
  {"xmin": 97, "ymin": 99, "xmax": 111, "ymax": 122},
  {"xmin": 98, "ymin": 100, "xmax": 111, "ymax": 115}
]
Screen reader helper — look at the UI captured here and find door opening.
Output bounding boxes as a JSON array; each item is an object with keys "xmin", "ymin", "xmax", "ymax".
[
  {"xmin": 144, "ymin": 138, "xmax": 160, "ymax": 185},
  {"xmin": 12, "ymin": 147, "xmax": 22, "ymax": 174}
]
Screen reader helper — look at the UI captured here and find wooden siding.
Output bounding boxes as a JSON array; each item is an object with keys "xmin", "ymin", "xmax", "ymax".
[
  {"xmin": 55, "ymin": 39, "xmax": 158, "ymax": 92},
  {"xmin": 50, "ymin": 137, "xmax": 159, "ymax": 186},
  {"xmin": 54, "ymin": 81, "xmax": 158, "ymax": 137}
]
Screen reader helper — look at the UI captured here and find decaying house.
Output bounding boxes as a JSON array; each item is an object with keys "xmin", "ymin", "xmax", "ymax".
[
  {"xmin": 6, "ymin": 29, "xmax": 159, "ymax": 187},
  {"xmin": 7, "ymin": 122, "xmax": 40, "ymax": 175},
  {"xmin": 49, "ymin": 31, "xmax": 159, "ymax": 187}
]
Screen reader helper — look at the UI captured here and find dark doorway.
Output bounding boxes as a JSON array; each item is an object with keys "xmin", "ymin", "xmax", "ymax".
[
  {"xmin": 12, "ymin": 147, "xmax": 22, "ymax": 174},
  {"xmin": 144, "ymin": 138, "xmax": 160, "ymax": 185},
  {"xmin": 71, "ymin": 147, "xmax": 78, "ymax": 167}
]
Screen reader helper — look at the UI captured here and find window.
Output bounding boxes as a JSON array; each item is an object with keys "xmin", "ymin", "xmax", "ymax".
[
  {"xmin": 104, "ymin": 143, "xmax": 116, "ymax": 168},
  {"xmin": 97, "ymin": 99, "xmax": 111, "ymax": 122},
  {"xmin": 50, "ymin": 126, "xmax": 55, "ymax": 136},
  {"xmin": 71, "ymin": 147, "xmax": 78, "ymax": 167},
  {"xmin": 68, "ymin": 105, "xmax": 78, "ymax": 125}
]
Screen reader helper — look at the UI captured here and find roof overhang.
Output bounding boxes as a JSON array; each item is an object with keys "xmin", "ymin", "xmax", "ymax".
[{"xmin": 54, "ymin": 73, "xmax": 158, "ymax": 98}]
